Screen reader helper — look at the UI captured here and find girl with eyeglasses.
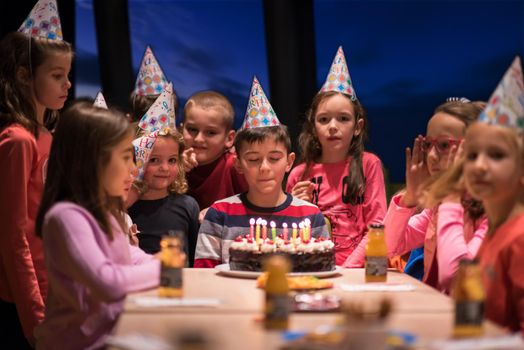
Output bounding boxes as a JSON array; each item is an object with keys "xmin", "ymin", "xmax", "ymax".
[{"xmin": 384, "ymin": 99, "xmax": 488, "ymax": 293}]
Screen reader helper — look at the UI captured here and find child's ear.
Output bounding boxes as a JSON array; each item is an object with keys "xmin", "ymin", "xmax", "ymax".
[
  {"xmin": 354, "ymin": 118, "xmax": 365, "ymax": 137},
  {"xmin": 233, "ymin": 154, "xmax": 243, "ymax": 174},
  {"xmin": 16, "ymin": 67, "xmax": 31, "ymax": 85},
  {"xmin": 225, "ymin": 130, "xmax": 235, "ymax": 149},
  {"xmin": 286, "ymin": 152, "xmax": 296, "ymax": 172}
]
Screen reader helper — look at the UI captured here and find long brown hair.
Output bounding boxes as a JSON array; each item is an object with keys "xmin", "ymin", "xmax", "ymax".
[
  {"xmin": 36, "ymin": 101, "xmax": 133, "ymax": 239},
  {"xmin": 298, "ymin": 91, "xmax": 368, "ymax": 205},
  {"xmin": 0, "ymin": 32, "xmax": 73, "ymax": 137}
]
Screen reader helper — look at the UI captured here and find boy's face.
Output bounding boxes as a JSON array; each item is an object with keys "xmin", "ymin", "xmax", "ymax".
[
  {"xmin": 182, "ymin": 106, "xmax": 234, "ymax": 166},
  {"xmin": 234, "ymin": 138, "xmax": 295, "ymax": 198}
]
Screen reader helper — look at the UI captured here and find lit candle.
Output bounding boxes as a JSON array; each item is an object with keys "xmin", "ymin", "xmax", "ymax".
[
  {"xmin": 249, "ymin": 218, "xmax": 255, "ymax": 239},
  {"xmin": 299, "ymin": 222, "xmax": 304, "ymax": 241},
  {"xmin": 292, "ymin": 223, "xmax": 297, "ymax": 242},
  {"xmin": 270, "ymin": 221, "xmax": 276, "ymax": 241},
  {"xmin": 282, "ymin": 222, "xmax": 288, "ymax": 241},
  {"xmin": 304, "ymin": 218, "xmax": 311, "ymax": 241},
  {"xmin": 255, "ymin": 218, "xmax": 261, "ymax": 244},
  {"xmin": 262, "ymin": 220, "xmax": 267, "ymax": 240}
]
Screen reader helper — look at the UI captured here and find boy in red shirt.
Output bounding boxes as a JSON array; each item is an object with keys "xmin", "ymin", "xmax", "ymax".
[{"xmin": 181, "ymin": 91, "xmax": 248, "ymax": 214}]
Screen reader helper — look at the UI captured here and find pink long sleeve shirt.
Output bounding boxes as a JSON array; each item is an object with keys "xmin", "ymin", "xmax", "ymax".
[
  {"xmin": 384, "ymin": 194, "xmax": 487, "ymax": 291},
  {"xmin": 34, "ymin": 202, "xmax": 160, "ymax": 350},
  {"xmin": 286, "ymin": 152, "xmax": 387, "ymax": 267}
]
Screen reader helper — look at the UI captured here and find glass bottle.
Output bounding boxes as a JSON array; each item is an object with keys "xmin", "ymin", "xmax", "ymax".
[
  {"xmin": 452, "ymin": 259, "xmax": 485, "ymax": 337},
  {"xmin": 264, "ymin": 255, "xmax": 290, "ymax": 330},
  {"xmin": 158, "ymin": 231, "xmax": 186, "ymax": 298},
  {"xmin": 365, "ymin": 223, "xmax": 388, "ymax": 283}
]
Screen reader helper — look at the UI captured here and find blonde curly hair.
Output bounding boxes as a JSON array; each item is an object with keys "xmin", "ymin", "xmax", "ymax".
[{"xmin": 134, "ymin": 127, "xmax": 188, "ymax": 195}]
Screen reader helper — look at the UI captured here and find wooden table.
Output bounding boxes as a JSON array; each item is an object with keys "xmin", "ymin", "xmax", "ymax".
[
  {"xmin": 124, "ymin": 268, "xmax": 453, "ymax": 314},
  {"xmin": 111, "ymin": 313, "xmax": 505, "ymax": 350},
  {"xmin": 110, "ymin": 268, "xmax": 505, "ymax": 349}
]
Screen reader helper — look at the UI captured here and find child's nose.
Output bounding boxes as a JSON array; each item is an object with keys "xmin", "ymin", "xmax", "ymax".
[
  {"xmin": 473, "ymin": 154, "xmax": 488, "ymax": 172},
  {"xmin": 260, "ymin": 158, "xmax": 271, "ymax": 171},
  {"xmin": 194, "ymin": 131, "xmax": 205, "ymax": 142},
  {"xmin": 328, "ymin": 119, "xmax": 338, "ymax": 132},
  {"xmin": 159, "ymin": 161, "xmax": 170, "ymax": 171},
  {"xmin": 426, "ymin": 144, "xmax": 439, "ymax": 161}
]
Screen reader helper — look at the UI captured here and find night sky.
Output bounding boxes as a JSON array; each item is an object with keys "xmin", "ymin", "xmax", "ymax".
[{"xmin": 75, "ymin": 0, "xmax": 524, "ymax": 183}]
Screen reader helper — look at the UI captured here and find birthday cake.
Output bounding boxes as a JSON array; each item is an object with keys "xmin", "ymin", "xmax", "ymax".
[{"xmin": 228, "ymin": 235, "xmax": 336, "ymax": 272}]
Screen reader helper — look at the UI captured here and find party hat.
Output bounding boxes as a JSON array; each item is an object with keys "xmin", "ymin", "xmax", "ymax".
[
  {"xmin": 320, "ymin": 46, "xmax": 356, "ymax": 100},
  {"xmin": 479, "ymin": 56, "xmax": 524, "ymax": 130},
  {"xmin": 138, "ymin": 83, "xmax": 176, "ymax": 133},
  {"xmin": 93, "ymin": 91, "xmax": 108, "ymax": 109},
  {"xmin": 18, "ymin": 0, "xmax": 63, "ymax": 41},
  {"xmin": 132, "ymin": 131, "xmax": 158, "ymax": 181},
  {"xmin": 133, "ymin": 46, "xmax": 169, "ymax": 96},
  {"xmin": 240, "ymin": 76, "xmax": 280, "ymax": 130}
]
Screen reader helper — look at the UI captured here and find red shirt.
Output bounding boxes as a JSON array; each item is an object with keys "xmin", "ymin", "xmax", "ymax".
[
  {"xmin": 477, "ymin": 212, "xmax": 524, "ymax": 333},
  {"xmin": 187, "ymin": 152, "xmax": 248, "ymax": 210},
  {"xmin": 0, "ymin": 124, "xmax": 52, "ymax": 342}
]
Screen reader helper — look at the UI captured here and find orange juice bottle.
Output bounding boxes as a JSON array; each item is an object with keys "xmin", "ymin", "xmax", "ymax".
[
  {"xmin": 264, "ymin": 255, "xmax": 290, "ymax": 330},
  {"xmin": 452, "ymin": 259, "xmax": 485, "ymax": 337},
  {"xmin": 158, "ymin": 231, "xmax": 186, "ymax": 298},
  {"xmin": 365, "ymin": 223, "xmax": 387, "ymax": 283}
]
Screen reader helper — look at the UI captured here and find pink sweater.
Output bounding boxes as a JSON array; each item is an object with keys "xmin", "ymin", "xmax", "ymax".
[
  {"xmin": 34, "ymin": 202, "xmax": 160, "ymax": 350},
  {"xmin": 384, "ymin": 194, "xmax": 487, "ymax": 291},
  {"xmin": 286, "ymin": 152, "xmax": 386, "ymax": 267}
]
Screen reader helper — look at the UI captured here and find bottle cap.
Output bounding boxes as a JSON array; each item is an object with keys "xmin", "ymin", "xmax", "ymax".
[{"xmin": 368, "ymin": 223, "xmax": 384, "ymax": 230}]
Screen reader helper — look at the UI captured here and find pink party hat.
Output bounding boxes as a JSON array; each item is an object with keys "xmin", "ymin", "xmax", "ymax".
[
  {"xmin": 479, "ymin": 56, "xmax": 524, "ymax": 130},
  {"xmin": 93, "ymin": 91, "xmax": 108, "ymax": 109},
  {"xmin": 138, "ymin": 83, "xmax": 176, "ymax": 132},
  {"xmin": 132, "ymin": 131, "xmax": 158, "ymax": 181},
  {"xmin": 133, "ymin": 46, "xmax": 169, "ymax": 96},
  {"xmin": 320, "ymin": 46, "xmax": 357, "ymax": 100},
  {"xmin": 18, "ymin": 0, "xmax": 63, "ymax": 41},
  {"xmin": 240, "ymin": 76, "xmax": 280, "ymax": 130}
]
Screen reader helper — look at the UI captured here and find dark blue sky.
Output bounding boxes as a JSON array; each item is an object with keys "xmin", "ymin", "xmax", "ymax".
[{"xmin": 75, "ymin": 0, "xmax": 524, "ymax": 182}]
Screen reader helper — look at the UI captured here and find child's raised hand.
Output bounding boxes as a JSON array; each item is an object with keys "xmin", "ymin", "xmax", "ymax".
[
  {"xmin": 401, "ymin": 135, "xmax": 430, "ymax": 208},
  {"xmin": 128, "ymin": 224, "xmax": 139, "ymax": 246},
  {"xmin": 291, "ymin": 181, "xmax": 315, "ymax": 202},
  {"xmin": 445, "ymin": 140, "xmax": 464, "ymax": 169},
  {"xmin": 182, "ymin": 147, "xmax": 198, "ymax": 172}
]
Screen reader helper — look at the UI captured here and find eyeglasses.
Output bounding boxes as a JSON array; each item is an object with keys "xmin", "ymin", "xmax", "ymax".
[{"xmin": 421, "ymin": 137, "xmax": 462, "ymax": 155}]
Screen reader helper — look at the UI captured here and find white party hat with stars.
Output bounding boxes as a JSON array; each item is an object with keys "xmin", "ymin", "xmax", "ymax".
[
  {"xmin": 133, "ymin": 46, "xmax": 169, "ymax": 96},
  {"xmin": 138, "ymin": 83, "xmax": 176, "ymax": 133},
  {"xmin": 18, "ymin": 0, "xmax": 63, "ymax": 41},
  {"xmin": 93, "ymin": 91, "xmax": 108, "ymax": 109},
  {"xmin": 240, "ymin": 76, "xmax": 280, "ymax": 130},
  {"xmin": 478, "ymin": 56, "xmax": 524, "ymax": 130},
  {"xmin": 320, "ymin": 46, "xmax": 357, "ymax": 100}
]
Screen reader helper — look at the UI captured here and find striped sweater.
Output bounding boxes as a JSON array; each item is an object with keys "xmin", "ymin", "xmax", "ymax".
[{"xmin": 194, "ymin": 193, "xmax": 328, "ymax": 268}]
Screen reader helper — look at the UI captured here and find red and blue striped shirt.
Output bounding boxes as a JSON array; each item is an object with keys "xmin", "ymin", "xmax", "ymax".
[{"xmin": 194, "ymin": 193, "xmax": 328, "ymax": 268}]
